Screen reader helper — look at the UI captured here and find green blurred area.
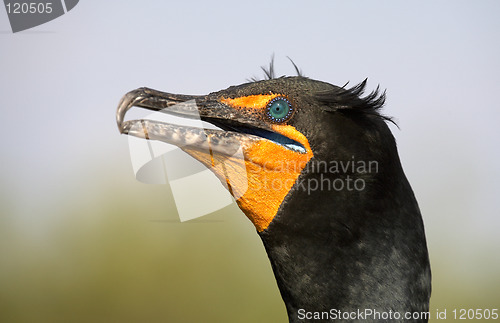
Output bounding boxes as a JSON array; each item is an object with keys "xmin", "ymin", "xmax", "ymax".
[
  {"xmin": 0, "ymin": 162, "xmax": 499, "ymax": 323},
  {"xmin": 0, "ymin": 168, "xmax": 286, "ymax": 322}
]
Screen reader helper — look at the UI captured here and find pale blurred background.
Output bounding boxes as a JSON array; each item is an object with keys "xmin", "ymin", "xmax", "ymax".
[{"xmin": 1, "ymin": 1, "xmax": 499, "ymax": 322}]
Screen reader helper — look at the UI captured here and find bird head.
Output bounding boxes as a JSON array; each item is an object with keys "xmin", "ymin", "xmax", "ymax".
[{"xmin": 117, "ymin": 76, "xmax": 391, "ymax": 232}]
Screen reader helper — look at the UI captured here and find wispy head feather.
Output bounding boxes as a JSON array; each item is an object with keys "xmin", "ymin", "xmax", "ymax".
[
  {"xmin": 249, "ymin": 55, "xmax": 304, "ymax": 81},
  {"xmin": 287, "ymin": 56, "xmax": 304, "ymax": 77},
  {"xmin": 261, "ymin": 54, "xmax": 276, "ymax": 80},
  {"xmin": 315, "ymin": 79, "xmax": 396, "ymax": 126}
]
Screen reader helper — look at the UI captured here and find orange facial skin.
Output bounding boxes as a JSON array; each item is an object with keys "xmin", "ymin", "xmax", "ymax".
[
  {"xmin": 235, "ymin": 124, "xmax": 313, "ymax": 231},
  {"xmin": 221, "ymin": 94, "xmax": 281, "ymax": 110},
  {"xmin": 183, "ymin": 95, "xmax": 313, "ymax": 232}
]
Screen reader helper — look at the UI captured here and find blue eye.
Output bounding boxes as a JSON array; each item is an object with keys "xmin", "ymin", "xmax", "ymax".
[{"xmin": 266, "ymin": 97, "xmax": 293, "ymax": 122}]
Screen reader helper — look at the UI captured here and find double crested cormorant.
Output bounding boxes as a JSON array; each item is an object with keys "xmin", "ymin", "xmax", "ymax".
[{"xmin": 116, "ymin": 69, "xmax": 431, "ymax": 322}]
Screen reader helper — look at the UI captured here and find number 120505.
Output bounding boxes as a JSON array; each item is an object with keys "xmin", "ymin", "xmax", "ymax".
[
  {"xmin": 452, "ymin": 309, "xmax": 498, "ymax": 320},
  {"xmin": 6, "ymin": 2, "xmax": 53, "ymax": 14}
]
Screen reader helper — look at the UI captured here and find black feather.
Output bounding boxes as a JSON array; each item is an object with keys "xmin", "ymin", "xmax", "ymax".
[
  {"xmin": 261, "ymin": 54, "xmax": 276, "ymax": 80},
  {"xmin": 286, "ymin": 56, "xmax": 304, "ymax": 77},
  {"xmin": 249, "ymin": 55, "xmax": 304, "ymax": 82},
  {"xmin": 315, "ymin": 79, "xmax": 397, "ymax": 126}
]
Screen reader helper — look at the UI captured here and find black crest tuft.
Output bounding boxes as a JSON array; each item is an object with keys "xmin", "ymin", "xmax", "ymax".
[
  {"xmin": 286, "ymin": 56, "xmax": 304, "ymax": 77},
  {"xmin": 261, "ymin": 55, "xmax": 276, "ymax": 80},
  {"xmin": 315, "ymin": 79, "xmax": 396, "ymax": 126},
  {"xmin": 249, "ymin": 55, "xmax": 304, "ymax": 82}
]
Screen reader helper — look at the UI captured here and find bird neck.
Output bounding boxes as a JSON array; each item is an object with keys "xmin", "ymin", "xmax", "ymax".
[{"xmin": 258, "ymin": 163, "xmax": 431, "ymax": 322}]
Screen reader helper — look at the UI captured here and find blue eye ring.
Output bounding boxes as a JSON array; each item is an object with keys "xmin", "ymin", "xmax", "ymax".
[{"xmin": 266, "ymin": 97, "xmax": 293, "ymax": 123}]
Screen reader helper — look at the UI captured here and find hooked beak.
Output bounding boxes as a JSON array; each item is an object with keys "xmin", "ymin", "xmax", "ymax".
[
  {"xmin": 116, "ymin": 87, "xmax": 266, "ymax": 156},
  {"xmin": 116, "ymin": 87, "xmax": 201, "ymax": 134}
]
